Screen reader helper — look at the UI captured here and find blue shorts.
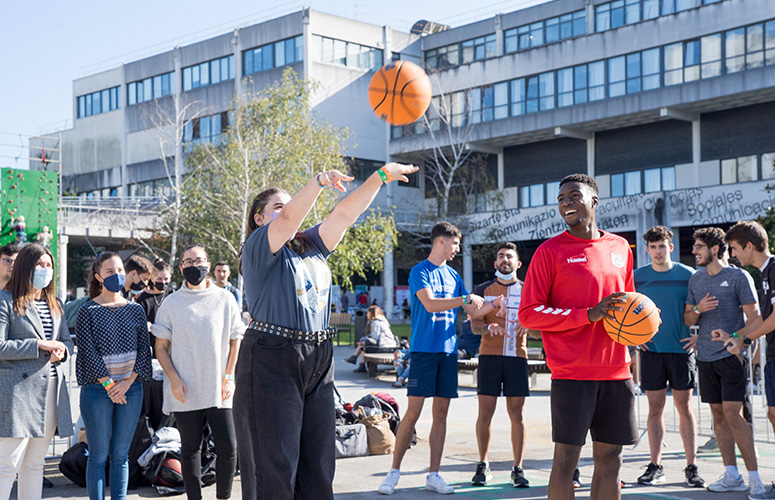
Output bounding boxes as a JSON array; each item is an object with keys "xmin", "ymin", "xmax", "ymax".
[
  {"xmin": 406, "ymin": 352, "xmax": 458, "ymax": 398},
  {"xmin": 766, "ymin": 361, "xmax": 775, "ymax": 407}
]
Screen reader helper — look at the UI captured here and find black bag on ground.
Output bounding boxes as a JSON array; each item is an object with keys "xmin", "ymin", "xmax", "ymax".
[
  {"xmin": 59, "ymin": 442, "xmax": 88, "ymax": 487},
  {"xmin": 144, "ymin": 450, "xmax": 186, "ymax": 496},
  {"xmin": 127, "ymin": 415, "xmax": 154, "ymax": 489}
]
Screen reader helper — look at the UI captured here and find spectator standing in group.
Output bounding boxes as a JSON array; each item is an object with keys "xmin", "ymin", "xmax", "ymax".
[
  {"xmin": 76, "ymin": 252, "xmax": 153, "ymax": 500},
  {"xmin": 683, "ymin": 227, "xmax": 764, "ymax": 495},
  {"xmin": 153, "ymin": 245, "xmax": 245, "ymax": 500},
  {"xmin": 346, "ymin": 305, "xmax": 397, "ymax": 372},
  {"xmin": 358, "ymin": 291, "xmax": 368, "ymax": 309},
  {"xmin": 633, "ymin": 226, "xmax": 704, "ymax": 487},
  {"xmin": 0, "ymin": 244, "xmax": 20, "ymax": 290},
  {"xmin": 213, "ymin": 261, "xmax": 240, "ymax": 304},
  {"xmin": 0, "ymin": 244, "xmax": 73, "ymax": 500},
  {"xmin": 120, "ymin": 254, "xmax": 154, "ymax": 301},
  {"xmin": 134, "ymin": 258, "xmax": 173, "ymax": 357},
  {"xmin": 341, "ymin": 291, "xmax": 350, "ymax": 313}
]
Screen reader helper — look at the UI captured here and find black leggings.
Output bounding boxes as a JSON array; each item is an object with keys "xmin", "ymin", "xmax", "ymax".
[{"xmin": 174, "ymin": 407, "xmax": 237, "ymax": 500}]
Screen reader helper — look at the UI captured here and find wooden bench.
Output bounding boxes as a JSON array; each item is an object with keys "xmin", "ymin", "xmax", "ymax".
[
  {"xmin": 457, "ymin": 357, "xmax": 479, "ymax": 384},
  {"xmin": 362, "ymin": 352, "xmax": 395, "ymax": 378},
  {"xmin": 330, "ymin": 312, "xmax": 352, "ymax": 345}
]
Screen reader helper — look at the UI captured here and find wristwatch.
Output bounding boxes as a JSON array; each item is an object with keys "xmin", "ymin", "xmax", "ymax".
[{"xmin": 743, "ymin": 336, "xmax": 752, "ymax": 346}]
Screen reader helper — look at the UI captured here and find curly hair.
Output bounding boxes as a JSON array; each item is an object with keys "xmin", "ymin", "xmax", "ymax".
[
  {"xmin": 693, "ymin": 227, "xmax": 727, "ymax": 259},
  {"xmin": 643, "ymin": 225, "xmax": 674, "ymax": 244}
]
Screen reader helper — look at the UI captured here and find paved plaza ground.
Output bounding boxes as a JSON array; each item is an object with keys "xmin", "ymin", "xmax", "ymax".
[{"xmin": 31, "ymin": 345, "xmax": 775, "ymax": 499}]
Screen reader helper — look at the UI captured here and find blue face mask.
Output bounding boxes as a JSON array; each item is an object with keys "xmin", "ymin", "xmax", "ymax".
[
  {"xmin": 32, "ymin": 267, "xmax": 54, "ymax": 290},
  {"xmin": 101, "ymin": 273, "xmax": 126, "ymax": 293},
  {"xmin": 495, "ymin": 269, "xmax": 517, "ymax": 281}
]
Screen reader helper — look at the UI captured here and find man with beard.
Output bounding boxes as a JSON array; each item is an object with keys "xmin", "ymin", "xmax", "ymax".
[
  {"xmin": 683, "ymin": 226, "xmax": 763, "ymax": 495},
  {"xmin": 469, "ymin": 242, "xmax": 536, "ymax": 488},
  {"xmin": 519, "ymin": 174, "xmax": 636, "ymax": 500}
]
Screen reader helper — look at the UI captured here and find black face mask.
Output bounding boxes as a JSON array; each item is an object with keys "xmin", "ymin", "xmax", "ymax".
[
  {"xmin": 130, "ymin": 280, "xmax": 147, "ymax": 291},
  {"xmin": 154, "ymin": 282, "xmax": 168, "ymax": 292},
  {"xmin": 182, "ymin": 266, "xmax": 208, "ymax": 286}
]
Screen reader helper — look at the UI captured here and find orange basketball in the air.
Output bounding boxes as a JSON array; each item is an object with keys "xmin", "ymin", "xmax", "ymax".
[
  {"xmin": 368, "ymin": 61, "xmax": 432, "ymax": 126},
  {"xmin": 603, "ymin": 292, "xmax": 660, "ymax": 346}
]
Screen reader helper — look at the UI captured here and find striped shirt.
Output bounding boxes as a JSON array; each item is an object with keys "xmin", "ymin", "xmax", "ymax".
[{"xmin": 34, "ymin": 299, "xmax": 57, "ymax": 377}]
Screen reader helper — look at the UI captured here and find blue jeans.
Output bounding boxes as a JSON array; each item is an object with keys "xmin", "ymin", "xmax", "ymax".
[{"xmin": 80, "ymin": 381, "xmax": 143, "ymax": 500}]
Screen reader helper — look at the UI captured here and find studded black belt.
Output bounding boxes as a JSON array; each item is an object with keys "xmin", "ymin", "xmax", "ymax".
[{"xmin": 248, "ymin": 320, "xmax": 336, "ymax": 344}]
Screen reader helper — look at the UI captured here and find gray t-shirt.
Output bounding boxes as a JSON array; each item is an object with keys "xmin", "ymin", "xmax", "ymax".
[
  {"xmin": 686, "ymin": 266, "xmax": 757, "ymax": 362},
  {"xmin": 242, "ymin": 223, "xmax": 332, "ymax": 331}
]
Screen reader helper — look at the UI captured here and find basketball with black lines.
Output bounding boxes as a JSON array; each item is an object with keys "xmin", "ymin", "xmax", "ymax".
[
  {"xmin": 368, "ymin": 61, "xmax": 432, "ymax": 126},
  {"xmin": 603, "ymin": 292, "xmax": 660, "ymax": 346}
]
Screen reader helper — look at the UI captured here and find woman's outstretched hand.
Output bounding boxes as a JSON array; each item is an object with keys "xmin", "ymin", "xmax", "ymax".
[
  {"xmin": 317, "ymin": 170, "xmax": 355, "ymax": 192},
  {"xmin": 381, "ymin": 162, "xmax": 419, "ymax": 183}
]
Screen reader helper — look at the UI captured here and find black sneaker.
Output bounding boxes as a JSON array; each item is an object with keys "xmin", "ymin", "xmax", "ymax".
[
  {"xmin": 572, "ymin": 468, "xmax": 581, "ymax": 488},
  {"xmin": 42, "ymin": 477, "xmax": 53, "ymax": 489},
  {"xmin": 684, "ymin": 464, "xmax": 705, "ymax": 488},
  {"xmin": 353, "ymin": 364, "xmax": 367, "ymax": 373},
  {"xmin": 344, "ymin": 354, "xmax": 358, "ymax": 364},
  {"xmin": 511, "ymin": 466, "xmax": 529, "ymax": 488},
  {"xmin": 471, "ymin": 462, "xmax": 492, "ymax": 486},
  {"xmin": 637, "ymin": 463, "xmax": 666, "ymax": 485}
]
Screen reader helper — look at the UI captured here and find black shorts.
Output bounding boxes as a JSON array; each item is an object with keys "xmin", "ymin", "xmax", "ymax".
[
  {"xmin": 477, "ymin": 355, "xmax": 530, "ymax": 398},
  {"xmin": 640, "ymin": 351, "xmax": 696, "ymax": 391},
  {"xmin": 551, "ymin": 379, "xmax": 638, "ymax": 446},
  {"xmin": 697, "ymin": 356, "xmax": 748, "ymax": 403}
]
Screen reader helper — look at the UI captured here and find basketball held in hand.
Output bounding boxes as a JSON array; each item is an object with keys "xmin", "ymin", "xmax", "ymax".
[
  {"xmin": 603, "ymin": 292, "xmax": 660, "ymax": 346},
  {"xmin": 368, "ymin": 61, "xmax": 432, "ymax": 126}
]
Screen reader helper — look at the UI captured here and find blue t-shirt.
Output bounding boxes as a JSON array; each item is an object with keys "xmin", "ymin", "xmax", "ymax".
[
  {"xmin": 634, "ymin": 262, "xmax": 694, "ymax": 353},
  {"xmin": 408, "ymin": 259, "xmax": 467, "ymax": 354},
  {"xmin": 242, "ymin": 224, "xmax": 332, "ymax": 331}
]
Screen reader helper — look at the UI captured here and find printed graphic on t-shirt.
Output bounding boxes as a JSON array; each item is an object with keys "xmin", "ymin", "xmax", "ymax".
[
  {"xmin": 484, "ymin": 282, "xmax": 523, "ymax": 356},
  {"xmin": 293, "ymin": 256, "xmax": 331, "ymax": 314}
]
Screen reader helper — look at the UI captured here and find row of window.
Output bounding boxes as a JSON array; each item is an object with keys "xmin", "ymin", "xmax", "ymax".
[
  {"xmin": 128, "ymin": 72, "xmax": 175, "ymax": 105},
  {"xmin": 595, "ymin": 0, "xmax": 721, "ymax": 33},
  {"xmin": 394, "ymin": 18, "xmax": 775, "ymax": 135},
  {"xmin": 183, "ymin": 111, "xmax": 231, "ymax": 145},
  {"xmin": 244, "ymin": 35, "xmax": 303, "ymax": 77},
  {"xmin": 77, "ymin": 87, "xmax": 120, "ymax": 118},
  {"xmin": 425, "ymin": 34, "xmax": 497, "ymax": 70},
  {"xmin": 310, "ymin": 34, "xmax": 383, "ymax": 71},
  {"xmin": 504, "ymin": 10, "xmax": 586, "ymax": 53},
  {"xmin": 183, "ymin": 55, "xmax": 235, "ymax": 92},
  {"xmin": 609, "ymin": 166, "xmax": 676, "ymax": 197}
]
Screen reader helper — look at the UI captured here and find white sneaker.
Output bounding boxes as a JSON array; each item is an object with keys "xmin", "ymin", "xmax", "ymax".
[
  {"xmin": 749, "ymin": 477, "xmax": 767, "ymax": 496},
  {"xmin": 378, "ymin": 470, "xmax": 400, "ymax": 495},
  {"xmin": 426, "ymin": 473, "xmax": 455, "ymax": 494},
  {"xmin": 707, "ymin": 472, "xmax": 747, "ymax": 492}
]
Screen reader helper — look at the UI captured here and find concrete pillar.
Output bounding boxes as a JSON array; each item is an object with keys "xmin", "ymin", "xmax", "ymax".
[
  {"xmin": 497, "ymin": 152, "xmax": 505, "ymax": 190},
  {"xmin": 495, "ymin": 14, "xmax": 504, "ymax": 57},
  {"xmin": 462, "ymin": 241, "xmax": 473, "ymax": 293},
  {"xmin": 58, "ymin": 234, "xmax": 69, "ymax": 300},
  {"xmin": 587, "ymin": 133, "xmax": 596, "ymax": 178},
  {"xmin": 233, "ymin": 29, "xmax": 243, "ymax": 97},
  {"xmin": 303, "ymin": 9, "xmax": 312, "ymax": 79},
  {"xmin": 692, "ymin": 118, "xmax": 701, "ymax": 186}
]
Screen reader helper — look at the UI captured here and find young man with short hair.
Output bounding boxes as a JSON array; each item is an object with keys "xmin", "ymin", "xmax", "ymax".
[
  {"xmin": 214, "ymin": 261, "xmax": 239, "ymax": 303},
  {"xmin": 519, "ymin": 173, "xmax": 637, "ymax": 500},
  {"xmin": 121, "ymin": 254, "xmax": 154, "ymax": 300},
  {"xmin": 710, "ymin": 220, "xmax": 775, "ymax": 499},
  {"xmin": 378, "ymin": 221, "xmax": 484, "ymax": 495},
  {"xmin": 469, "ymin": 242, "xmax": 536, "ymax": 488},
  {"xmin": 683, "ymin": 226, "xmax": 764, "ymax": 495},
  {"xmin": 0, "ymin": 244, "xmax": 20, "ymax": 290},
  {"xmin": 634, "ymin": 226, "xmax": 704, "ymax": 487}
]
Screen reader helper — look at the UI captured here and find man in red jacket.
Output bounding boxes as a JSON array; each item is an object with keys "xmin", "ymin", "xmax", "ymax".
[{"xmin": 518, "ymin": 173, "xmax": 637, "ymax": 500}]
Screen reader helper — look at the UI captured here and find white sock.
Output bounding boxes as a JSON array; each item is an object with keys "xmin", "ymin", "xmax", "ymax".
[
  {"xmin": 389, "ymin": 468, "xmax": 400, "ymax": 475},
  {"xmin": 725, "ymin": 465, "xmax": 740, "ymax": 478},
  {"xmin": 749, "ymin": 470, "xmax": 761, "ymax": 483},
  {"xmin": 428, "ymin": 472, "xmax": 440, "ymax": 479}
]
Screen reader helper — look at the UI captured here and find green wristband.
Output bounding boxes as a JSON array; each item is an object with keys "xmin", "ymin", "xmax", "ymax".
[
  {"xmin": 377, "ymin": 168, "xmax": 388, "ymax": 184},
  {"xmin": 731, "ymin": 332, "xmax": 739, "ymax": 339},
  {"xmin": 101, "ymin": 378, "xmax": 114, "ymax": 388}
]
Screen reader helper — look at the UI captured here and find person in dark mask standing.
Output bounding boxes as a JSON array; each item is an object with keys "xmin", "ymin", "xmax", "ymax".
[
  {"xmin": 134, "ymin": 258, "xmax": 173, "ymax": 357},
  {"xmin": 75, "ymin": 252, "xmax": 152, "ymax": 500},
  {"xmin": 121, "ymin": 255, "xmax": 154, "ymax": 301},
  {"xmin": 152, "ymin": 245, "xmax": 245, "ymax": 500}
]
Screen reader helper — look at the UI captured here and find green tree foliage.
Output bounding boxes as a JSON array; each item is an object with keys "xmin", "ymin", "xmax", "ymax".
[{"xmin": 176, "ymin": 68, "xmax": 397, "ymax": 290}]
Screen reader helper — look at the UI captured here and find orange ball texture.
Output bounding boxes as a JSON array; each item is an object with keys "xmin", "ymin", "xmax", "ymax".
[
  {"xmin": 603, "ymin": 292, "xmax": 660, "ymax": 346},
  {"xmin": 368, "ymin": 60, "xmax": 432, "ymax": 126}
]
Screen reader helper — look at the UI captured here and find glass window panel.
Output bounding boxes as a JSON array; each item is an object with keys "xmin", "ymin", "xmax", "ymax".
[
  {"xmin": 675, "ymin": 0, "xmax": 693, "ymax": 11},
  {"xmin": 546, "ymin": 18, "xmax": 560, "ymax": 43},
  {"xmin": 183, "ymin": 68, "xmax": 192, "ymax": 91},
  {"xmin": 766, "ymin": 21, "xmax": 775, "ymax": 49},
  {"xmin": 505, "ymin": 31, "xmax": 517, "ymax": 53},
  {"xmin": 346, "ymin": 42, "xmax": 359, "ymax": 67},
  {"xmin": 726, "ymin": 27, "xmax": 745, "ymax": 73},
  {"xmin": 92, "ymin": 91, "xmax": 101, "ymax": 114},
  {"xmin": 573, "ymin": 11, "xmax": 586, "ymax": 36},
  {"xmin": 286, "ymin": 38, "xmax": 296, "ymax": 64},
  {"xmin": 128, "ymin": 83, "xmax": 136, "ymax": 105},
  {"xmin": 211, "ymin": 59, "xmax": 221, "ymax": 83},
  {"xmin": 520, "ymin": 186, "xmax": 530, "ymax": 208},
  {"xmin": 626, "ymin": 53, "xmax": 641, "ymax": 93},
  {"xmin": 531, "ymin": 22, "xmax": 544, "ymax": 46},
  {"xmin": 334, "ymin": 40, "xmax": 347, "ymax": 65},
  {"xmin": 168, "ymin": 73, "xmax": 175, "ymax": 95},
  {"xmin": 192, "ymin": 65, "xmax": 200, "ymax": 88},
  {"xmin": 200, "ymin": 62, "xmax": 209, "ymax": 86},
  {"xmin": 526, "ymin": 76, "xmax": 539, "ymax": 113},
  {"xmin": 662, "ymin": 0, "xmax": 675, "ymax": 15},
  {"xmin": 664, "ymin": 43, "xmax": 683, "ymax": 85},
  {"xmin": 110, "ymin": 88, "xmax": 117, "ymax": 110},
  {"xmin": 748, "ymin": 24, "xmax": 764, "ymax": 52},
  {"xmin": 78, "ymin": 96, "xmax": 85, "ymax": 117},
  {"xmin": 295, "ymin": 36, "xmax": 303, "ymax": 62},
  {"xmin": 275, "ymin": 41, "xmax": 286, "ymax": 67},
  {"xmin": 747, "ymin": 51, "xmax": 764, "ymax": 69},
  {"xmin": 184, "ymin": 121, "xmax": 192, "ymax": 142},
  {"xmin": 625, "ymin": 171, "xmax": 641, "ymax": 195},
  {"xmin": 494, "ymin": 82, "xmax": 508, "ymax": 119},
  {"xmin": 200, "ymin": 115, "xmax": 210, "ymax": 141},
  {"xmin": 596, "ymin": 5, "xmax": 611, "ymax": 32},
  {"xmin": 228, "ymin": 55, "xmax": 234, "ymax": 79},
  {"xmin": 462, "ymin": 42, "xmax": 474, "ymax": 64},
  {"xmin": 311, "ymin": 35, "xmax": 322, "ymax": 61},
  {"xmin": 211, "ymin": 113, "xmax": 221, "ymax": 137},
  {"xmin": 721, "ymin": 159, "xmax": 736, "ymax": 184},
  {"xmin": 152, "ymin": 76, "xmax": 161, "ymax": 99},
  {"xmin": 252, "ymin": 47, "xmax": 263, "ymax": 72},
  {"xmin": 322, "ymin": 37, "xmax": 334, "ymax": 62},
  {"xmin": 469, "ymin": 87, "xmax": 482, "ymax": 124},
  {"xmin": 161, "ymin": 73, "xmax": 170, "ymax": 95},
  {"xmin": 511, "ymin": 78, "xmax": 525, "ymax": 115},
  {"xmin": 611, "ymin": 0, "xmax": 625, "ymax": 28},
  {"xmin": 588, "ymin": 60, "xmax": 605, "ymax": 101},
  {"xmin": 136, "ymin": 81, "xmax": 144, "ymax": 102},
  {"xmin": 546, "ymin": 181, "xmax": 560, "ymax": 203},
  {"xmin": 685, "ymin": 40, "xmax": 700, "ymax": 66},
  {"xmin": 574, "ymin": 64, "xmax": 588, "ymax": 103},
  {"xmin": 557, "ymin": 68, "xmax": 574, "ymax": 107},
  {"xmin": 625, "ymin": 0, "xmax": 640, "ymax": 24},
  {"xmin": 642, "ymin": 48, "xmax": 660, "ymax": 90},
  {"xmin": 738, "ymin": 155, "xmax": 757, "ymax": 182},
  {"xmin": 261, "ymin": 48, "xmax": 272, "ymax": 71},
  {"xmin": 762, "ymin": 153, "xmax": 775, "ymax": 179},
  {"xmin": 609, "ymin": 56, "xmax": 626, "ymax": 97},
  {"xmin": 644, "ymin": 168, "xmax": 661, "ymax": 192},
  {"xmin": 643, "ymin": 0, "xmax": 659, "ymax": 19},
  {"xmin": 141, "ymin": 79, "xmax": 150, "ymax": 101},
  {"xmin": 539, "ymin": 72, "xmax": 555, "ymax": 110},
  {"xmin": 530, "ymin": 184, "xmax": 544, "ymax": 206},
  {"xmin": 611, "ymin": 173, "xmax": 624, "ymax": 197},
  {"xmin": 662, "ymin": 167, "xmax": 676, "ymax": 190},
  {"xmin": 101, "ymin": 89, "xmax": 109, "ymax": 112}
]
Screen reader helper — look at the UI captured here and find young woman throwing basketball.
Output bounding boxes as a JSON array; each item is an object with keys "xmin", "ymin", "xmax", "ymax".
[{"xmin": 235, "ymin": 162, "xmax": 417, "ymax": 500}]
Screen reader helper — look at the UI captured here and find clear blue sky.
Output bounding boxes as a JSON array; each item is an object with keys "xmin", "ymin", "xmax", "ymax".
[{"xmin": 0, "ymin": 0, "xmax": 548, "ymax": 167}]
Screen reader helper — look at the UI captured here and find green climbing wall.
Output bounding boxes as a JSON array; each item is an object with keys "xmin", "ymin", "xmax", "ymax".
[{"xmin": 1, "ymin": 167, "xmax": 58, "ymax": 262}]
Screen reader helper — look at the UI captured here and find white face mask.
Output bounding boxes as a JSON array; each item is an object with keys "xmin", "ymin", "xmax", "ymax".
[
  {"xmin": 32, "ymin": 267, "xmax": 54, "ymax": 290},
  {"xmin": 495, "ymin": 269, "xmax": 516, "ymax": 281}
]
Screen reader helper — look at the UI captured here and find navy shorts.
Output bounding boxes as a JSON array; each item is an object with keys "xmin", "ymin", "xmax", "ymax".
[
  {"xmin": 640, "ymin": 351, "xmax": 696, "ymax": 391},
  {"xmin": 407, "ymin": 352, "xmax": 458, "ymax": 399},
  {"xmin": 550, "ymin": 379, "xmax": 638, "ymax": 446},
  {"xmin": 477, "ymin": 355, "xmax": 530, "ymax": 397},
  {"xmin": 765, "ymin": 361, "xmax": 775, "ymax": 407},
  {"xmin": 697, "ymin": 356, "xmax": 748, "ymax": 403}
]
